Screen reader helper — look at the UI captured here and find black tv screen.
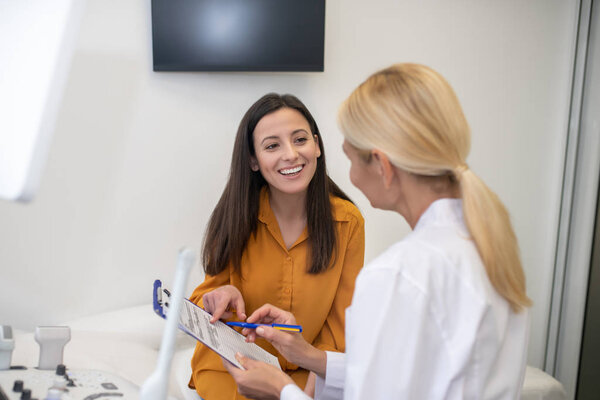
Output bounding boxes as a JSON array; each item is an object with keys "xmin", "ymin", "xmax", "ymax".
[{"xmin": 151, "ymin": 0, "xmax": 326, "ymax": 72}]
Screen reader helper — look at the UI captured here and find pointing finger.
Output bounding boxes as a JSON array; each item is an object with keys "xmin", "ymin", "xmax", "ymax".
[
  {"xmin": 210, "ymin": 300, "xmax": 229, "ymax": 323},
  {"xmin": 234, "ymin": 297, "xmax": 247, "ymax": 320}
]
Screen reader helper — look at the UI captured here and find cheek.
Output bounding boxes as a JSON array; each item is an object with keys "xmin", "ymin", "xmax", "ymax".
[
  {"xmin": 304, "ymin": 143, "xmax": 320, "ymax": 161},
  {"xmin": 348, "ymin": 165, "xmax": 361, "ymax": 188},
  {"xmin": 255, "ymin": 152, "xmax": 273, "ymax": 170}
]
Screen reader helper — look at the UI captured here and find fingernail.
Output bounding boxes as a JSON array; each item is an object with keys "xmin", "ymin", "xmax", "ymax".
[{"xmin": 256, "ymin": 327, "xmax": 265, "ymax": 335}]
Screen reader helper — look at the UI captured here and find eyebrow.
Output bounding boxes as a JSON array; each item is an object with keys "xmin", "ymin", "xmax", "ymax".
[
  {"xmin": 260, "ymin": 129, "xmax": 310, "ymax": 145},
  {"xmin": 260, "ymin": 135, "xmax": 279, "ymax": 145},
  {"xmin": 292, "ymin": 129, "xmax": 310, "ymax": 135}
]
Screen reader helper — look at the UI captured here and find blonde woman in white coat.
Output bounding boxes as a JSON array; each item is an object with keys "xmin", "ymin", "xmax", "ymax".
[{"xmin": 222, "ymin": 63, "xmax": 532, "ymax": 400}]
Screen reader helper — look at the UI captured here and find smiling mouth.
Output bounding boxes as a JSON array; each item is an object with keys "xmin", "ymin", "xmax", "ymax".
[{"xmin": 279, "ymin": 165, "xmax": 304, "ymax": 176}]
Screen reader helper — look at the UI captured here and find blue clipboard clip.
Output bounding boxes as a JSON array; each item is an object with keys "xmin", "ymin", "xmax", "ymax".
[{"xmin": 153, "ymin": 279, "xmax": 171, "ymax": 319}]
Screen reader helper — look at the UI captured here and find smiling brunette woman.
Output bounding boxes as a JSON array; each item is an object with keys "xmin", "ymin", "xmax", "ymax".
[{"xmin": 187, "ymin": 93, "xmax": 365, "ymax": 400}]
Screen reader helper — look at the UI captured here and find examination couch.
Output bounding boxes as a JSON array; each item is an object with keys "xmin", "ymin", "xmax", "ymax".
[{"xmin": 11, "ymin": 305, "xmax": 567, "ymax": 400}]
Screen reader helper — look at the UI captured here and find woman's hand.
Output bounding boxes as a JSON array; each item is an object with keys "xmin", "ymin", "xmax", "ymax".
[
  {"xmin": 222, "ymin": 353, "xmax": 294, "ymax": 400},
  {"xmin": 202, "ymin": 285, "xmax": 246, "ymax": 323},
  {"xmin": 243, "ymin": 304, "xmax": 327, "ymax": 376},
  {"xmin": 242, "ymin": 303, "xmax": 297, "ymax": 342}
]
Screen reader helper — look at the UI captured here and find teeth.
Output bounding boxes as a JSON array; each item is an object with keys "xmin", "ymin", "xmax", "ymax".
[{"xmin": 280, "ymin": 166, "xmax": 303, "ymax": 175}]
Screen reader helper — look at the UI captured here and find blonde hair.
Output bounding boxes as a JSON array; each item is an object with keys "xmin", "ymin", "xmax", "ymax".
[{"xmin": 338, "ymin": 63, "xmax": 531, "ymax": 312}]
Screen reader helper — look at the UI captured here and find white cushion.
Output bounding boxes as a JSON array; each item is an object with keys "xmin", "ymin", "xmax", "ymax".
[
  {"xmin": 521, "ymin": 366, "xmax": 568, "ymax": 400},
  {"xmin": 172, "ymin": 347, "xmax": 203, "ymax": 400}
]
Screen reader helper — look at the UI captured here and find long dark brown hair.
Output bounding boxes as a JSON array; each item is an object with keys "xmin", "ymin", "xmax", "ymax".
[{"xmin": 203, "ymin": 93, "xmax": 352, "ymax": 276}]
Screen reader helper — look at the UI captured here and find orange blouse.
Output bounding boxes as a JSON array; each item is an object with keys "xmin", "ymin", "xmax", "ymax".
[{"xmin": 188, "ymin": 189, "xmax": 365, "ymax": 400}]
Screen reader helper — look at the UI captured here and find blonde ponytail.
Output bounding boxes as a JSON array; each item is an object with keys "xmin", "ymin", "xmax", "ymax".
[
  {"xmin": 338, "ymin": 63, "xmax": 531, "ymax": 312},
  {"xmin": 456, "ymin": 167, "xmax": 532, "ymax": 312}
]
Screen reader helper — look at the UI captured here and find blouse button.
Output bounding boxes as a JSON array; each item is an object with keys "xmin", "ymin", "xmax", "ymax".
[
  {"xmin": 284, "ymin": 287, "xmax": 291, "ymax": 294},
  {"xmin": 286, "ymin": 256, "xmax": 292, "ymax": 262}
]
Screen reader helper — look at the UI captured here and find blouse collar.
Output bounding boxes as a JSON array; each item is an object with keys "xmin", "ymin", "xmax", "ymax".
[
  {"xmin": 257, "ymin": 187, "xmax": 309, "ymax": 250},
  {"xmin": 413, "ymin": 198, "xmax": 467, "ymax": 234}
]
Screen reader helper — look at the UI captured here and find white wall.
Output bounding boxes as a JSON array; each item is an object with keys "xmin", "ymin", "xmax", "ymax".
[{"xmin": 0, "ymin": 0, "xmax": 577, "ymax": 369}]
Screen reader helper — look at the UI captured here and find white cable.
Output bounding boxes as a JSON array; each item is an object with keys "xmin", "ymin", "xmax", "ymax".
[{"xmin": 140, "ymin": 247, "xmax": 196, "ymax": 400}]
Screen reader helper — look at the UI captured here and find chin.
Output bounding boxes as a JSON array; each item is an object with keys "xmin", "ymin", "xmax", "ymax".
[
  {"xmin": 273, "ymin": 181, "xmax": 311, "ymax": 196},
  {"xmin": 281, "ymin": 187, "xmax": 310, "ymax": 196},
  {"xmin": 367, "ymin": 198, "xmax": 384, "ymax": 210}
]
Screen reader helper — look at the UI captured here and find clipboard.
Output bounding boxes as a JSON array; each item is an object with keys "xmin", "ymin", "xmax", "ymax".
[{"xmin": 152, "ymin": 279, "xmax": 282, "ymax": 370}]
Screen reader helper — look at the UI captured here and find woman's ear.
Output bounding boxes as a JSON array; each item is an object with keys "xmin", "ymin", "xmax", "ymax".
[
  {"xmin": 250, "ymin": 157, "xmax": 259, "ymax": 172},
  {"xmin": 372, "ymin": 150, "xmax": 395, "ymax": 189},
  {"xmin": 314, "ymin": 134, "xmax": 321, "ymax": 158}
]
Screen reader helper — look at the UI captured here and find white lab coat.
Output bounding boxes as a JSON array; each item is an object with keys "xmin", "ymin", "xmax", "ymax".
[{"xmin": 281, "ymin": 199, "xmax": 529, "ymax": 400}]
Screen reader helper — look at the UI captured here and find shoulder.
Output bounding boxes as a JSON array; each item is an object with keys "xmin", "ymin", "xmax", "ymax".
[
  {"xmin": 355, "ymin": 237, "xmax": 491, "ymax": 346},
  {"xmin": 330, "ymin": 195, "xmax": 364, "ymax": 225},
  {"xmin": 361, "ymin": 232, "xmax": 486, "ymax": 303},
  {"xmin": 365, "ymin": 237, "xmax": 436, "ymax": 273}
]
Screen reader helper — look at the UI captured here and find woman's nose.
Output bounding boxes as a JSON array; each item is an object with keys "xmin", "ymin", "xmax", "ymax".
[{"xmin": 282, "ymin": 143, "xmax": 299, "ymax": 160}]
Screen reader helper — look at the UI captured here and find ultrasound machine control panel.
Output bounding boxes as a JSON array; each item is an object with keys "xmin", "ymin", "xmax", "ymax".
[{"xmin": 0, "ymin": 326, "xmax": 138, "ymax": 400}]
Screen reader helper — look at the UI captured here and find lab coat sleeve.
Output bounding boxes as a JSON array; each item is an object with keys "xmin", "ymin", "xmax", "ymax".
[
  {"xmin": 281, "ymin": 351, "xmax": 345, "ymax": 400},
  {"xmin": 313, "ymin": 351, "xmax": 345, "ymax": 400},
  {"xmin": 281, "ymin": 384, "xmax": 312, "ymax": 400},
  {"xmin": 344, "ymin": 264, "xmax": 451, "ymax": 400}
]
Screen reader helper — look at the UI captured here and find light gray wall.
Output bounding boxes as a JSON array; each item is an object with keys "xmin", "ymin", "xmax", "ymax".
[{"xmin": 0, "ymin": 0, "xmax": 578, "ymax": 369}]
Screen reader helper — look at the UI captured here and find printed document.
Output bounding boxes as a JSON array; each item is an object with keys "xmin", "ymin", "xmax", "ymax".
[{"xmin": 175, "ymin": 298, "xmax": 282, "ymax": 370}]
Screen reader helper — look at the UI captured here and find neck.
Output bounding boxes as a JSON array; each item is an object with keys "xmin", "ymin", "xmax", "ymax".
[
  {"xmin": 268, "ymin": 187, "xmax": 307, "ymax": 222},
  {"xmin": 396, "ymin": 193, "xmax": 441, "ymax": 230},
  {"xmin": 394, "ymin": 173, "xmax": 460, "ymax": 229}
]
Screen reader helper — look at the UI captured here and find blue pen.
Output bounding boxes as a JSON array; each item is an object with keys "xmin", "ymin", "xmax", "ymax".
[{"xmin": 226, "ymin": 322, "xmax": 303, "ymax": 333}]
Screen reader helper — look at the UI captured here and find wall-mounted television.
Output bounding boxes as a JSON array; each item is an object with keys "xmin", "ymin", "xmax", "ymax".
[{"xmin": 151, "ymin": 0, "xmax": 326, "ymax": 72}]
